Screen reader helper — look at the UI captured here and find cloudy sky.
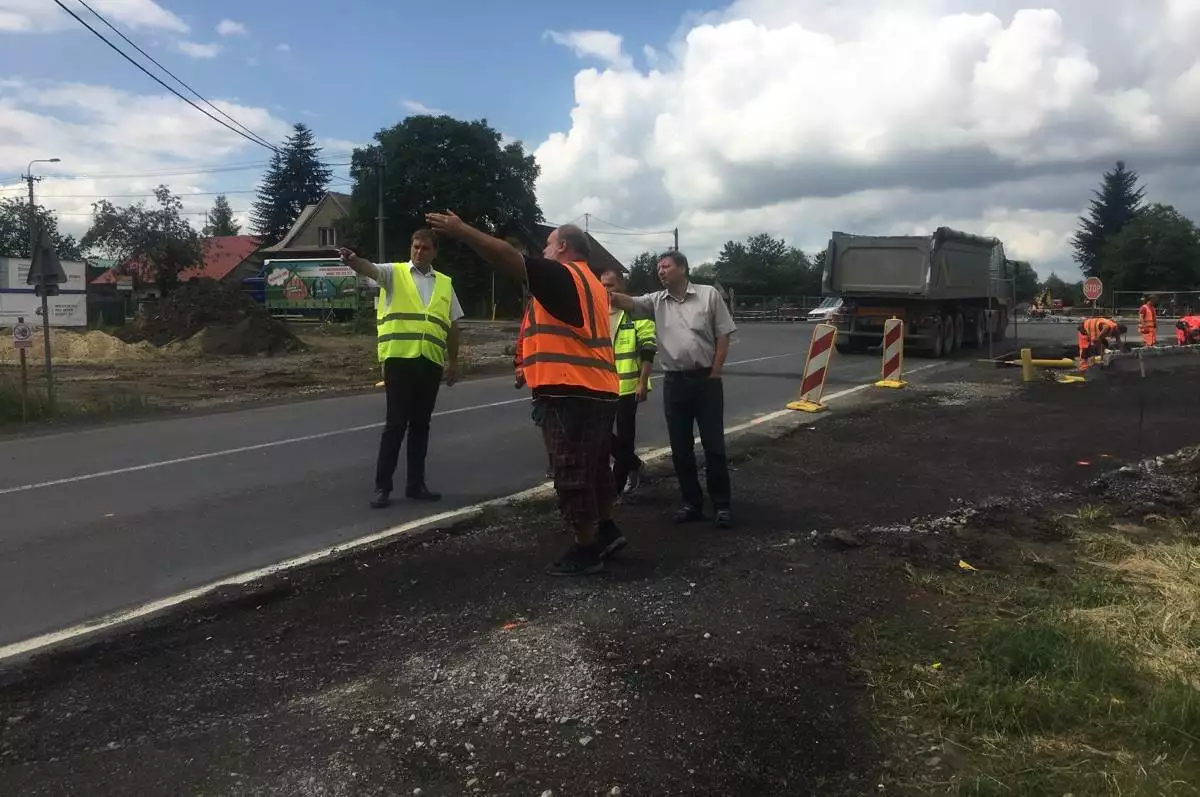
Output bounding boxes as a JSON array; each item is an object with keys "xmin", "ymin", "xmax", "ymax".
[{"xmin": 2, "ymin": 0, "xmax": 1199, "ymax": 281}]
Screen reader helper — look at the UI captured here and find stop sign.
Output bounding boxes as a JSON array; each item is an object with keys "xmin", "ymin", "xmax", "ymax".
[{"xmin": 1083, "ymin": 277, "xmax": 1103, "ymax": 302}]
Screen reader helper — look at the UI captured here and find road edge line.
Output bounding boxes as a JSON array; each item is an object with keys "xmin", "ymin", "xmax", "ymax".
[{"xmin": 0, "ymin": 360, "xmax": 949, "ymax": 663}]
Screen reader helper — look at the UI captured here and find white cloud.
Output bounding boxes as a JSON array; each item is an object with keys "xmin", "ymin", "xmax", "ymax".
[
  {"xmin": 545, "ymin": 29, "xmax": 633, "ymax": 70},
  {"xmin": 216, "ymin": 19, "xmax": 248, "ymax": 37},
  {"xmin": 275, "ymin": 42, "xmax": 291, "ymax": 52},
  {"xmin": 533, "ymin": 1, "xmax": 1200, "ymax": 277},
  {"xmin": 0, "ymin": 0, "xmax": 187, "ymax": 33},
  {"xmin": 178, "ymin": 40, "xmax": 221, "ymax": 59},
  {"xmin": 401, "ymin": 99, "xmax": 445, "ymax": 116},
  {"xmin": 0, "ymin": 79, "xmax": 297, "ymax": 238}
]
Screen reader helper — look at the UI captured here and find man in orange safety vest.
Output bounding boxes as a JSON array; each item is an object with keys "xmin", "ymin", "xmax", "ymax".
[
  {"xmin": 1176, "ymin": 315, "xmax": 1200, "ymax": 346},
  {"xmin": 1138, "ymin": 295, "xmax": 1158, "ymax": 347}
]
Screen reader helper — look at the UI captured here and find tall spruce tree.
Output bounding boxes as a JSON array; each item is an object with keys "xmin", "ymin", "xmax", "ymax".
[
  {"xmin": 1071, "ymin": 160, "xmax": 1145, "ymax": 277},
  {"xmin": 202, "ymin": 194, "xmax": 241, "ymax": 236},
  {"xmin": 251, "ymin": 122, "xmax": 332, "ymax": 244}
]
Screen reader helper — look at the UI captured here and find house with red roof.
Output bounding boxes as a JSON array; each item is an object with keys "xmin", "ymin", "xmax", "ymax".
[{"xmin": 90, "ymin": 235, "xmax": 263, "ymax": 300}]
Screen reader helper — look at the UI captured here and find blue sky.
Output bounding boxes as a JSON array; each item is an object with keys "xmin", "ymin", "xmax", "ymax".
[{"xmin": 0, "ymin": 0, "xmax": 708, "ymax": 153}]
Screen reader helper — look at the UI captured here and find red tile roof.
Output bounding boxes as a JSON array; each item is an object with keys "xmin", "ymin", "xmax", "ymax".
[{"xmin": 91, "ymin": 235, "xmax": 261, "ymax": 285}]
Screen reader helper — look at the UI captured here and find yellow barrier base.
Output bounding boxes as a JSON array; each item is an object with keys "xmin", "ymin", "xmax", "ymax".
[
  {"xmin": 874, "ymin": 379, "xmax": 907, "ymax": 389},
  {"xmin": 786, "ymin": 399, "xmax": 827, "ymax": 413},
  {"xmin": 375, "ymin": 381, "xmax": 385, "ymax": 388},
  {"xmin": 1055, "ymin": 374, "xmax": 1087, "ymax": 384}
]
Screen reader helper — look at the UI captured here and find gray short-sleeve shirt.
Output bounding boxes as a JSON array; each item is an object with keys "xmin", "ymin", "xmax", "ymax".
[{"xmin": 629, "ymin": 283, "xmax": 736, "ymax": 371}]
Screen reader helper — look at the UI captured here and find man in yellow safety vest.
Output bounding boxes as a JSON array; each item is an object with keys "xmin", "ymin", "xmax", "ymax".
[
  {"xmin": 339, "ymin": 229, "xmax": 463, "ymax": 508},
  {"xmin": 599, "ymin": 266, "xmax": 657, "ymax": 496}
]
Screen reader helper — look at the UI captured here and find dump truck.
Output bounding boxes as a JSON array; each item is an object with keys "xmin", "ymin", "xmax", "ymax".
[{"xmin": 820, "ymin": 227, "xmax": 1013, "ymax": 357}]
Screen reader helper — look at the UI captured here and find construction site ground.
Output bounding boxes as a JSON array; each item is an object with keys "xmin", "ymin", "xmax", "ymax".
[
  {"xmin": 0, "ymin": 321, "xmax": 520, "ymax": 422},
  {"xmin": 2, "ymin": 361, "xmax": 1198, "ymax": 795}
]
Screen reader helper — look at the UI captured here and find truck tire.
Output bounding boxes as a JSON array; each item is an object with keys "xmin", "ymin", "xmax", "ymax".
[
  {"xmin": 930, "ymin": 319, "xmax": 945, "ymax": 358},
  {"xmin": 973, "ymin": 310, "xmax": 987, "ymax": 348},
  {"xmin": 836, "ymin": 341, "xmax": 865, "ymax": 356},
  {"xmin": 952, "ymin": 312, "xmax": 964, "ymax": 353}
]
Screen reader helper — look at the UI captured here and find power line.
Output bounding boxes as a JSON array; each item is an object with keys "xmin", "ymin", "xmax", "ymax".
[
  {"xmin": 51, "ymin": 0, "xmax": 278, "ymax": 152},
  {"xmin": 587, "ymin": 229, "xmax": 675, "ymax": 238},
  {"xmin": 0, "ymin": 161, "xmax": 352, "ymax": 192},
  {"xmin": 586, "ymin": 214, "xmax": 674, "ymax": 235},
  {"xmin": 31, "ymin": 189, "xmax": 260, "ymax": 199},
  {"xmin": 74, "ymin": 0, "xmax": 277, "ymax": 151}
]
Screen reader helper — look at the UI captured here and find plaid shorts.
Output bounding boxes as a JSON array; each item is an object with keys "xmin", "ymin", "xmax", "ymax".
[{"xmin": 541, "ymin": 397, "xmax": 616, "ymax": 534}]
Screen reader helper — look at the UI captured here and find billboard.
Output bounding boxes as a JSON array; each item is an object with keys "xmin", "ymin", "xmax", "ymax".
[
  {"xmin": 0, "ymin": 258, "xmax": 89, "ymax": 328},
  {"xmin": 263, "ymin": 259, "xmax": 360, "ymax": 312}
]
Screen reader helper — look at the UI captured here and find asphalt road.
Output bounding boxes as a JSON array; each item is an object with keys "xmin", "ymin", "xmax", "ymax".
[{"xmin": 0, "ymin": 323, "xmax": 919, "ymax": 648}]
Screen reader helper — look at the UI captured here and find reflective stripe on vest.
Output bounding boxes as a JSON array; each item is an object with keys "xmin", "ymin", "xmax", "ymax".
[
  {"xmin": 523, "ymin": 261, "xmax": 618, "ymax": 395},
  {"xmin": 377, "ymin": 264, "xmax": 453, "ymax": 365},
  {"xmin": 613, "ymin": 310, "xmax": 656, "ymax": 397}
]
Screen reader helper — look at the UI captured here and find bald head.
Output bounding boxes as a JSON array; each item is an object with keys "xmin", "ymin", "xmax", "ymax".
[{"xmin": 543, "ymin": 223, "xmax": 592, "ymax": 264}]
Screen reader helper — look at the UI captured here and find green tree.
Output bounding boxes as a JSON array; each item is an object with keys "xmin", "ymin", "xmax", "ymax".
[
  {"xmin": 0, "ymin": 197, "xmax": 83, "ymax": 261},
  {"xmin": 202, "ymin": 194, "xmax": 242, "ymax": 237},
  {"xmin": 1098, "ymin": 204, "xmax": 1200, "ymax": 293},
  {"xmin": 626, "ymin": 251, "xmax": 660, "ymax": 295},
  {"xmin": 1041, "ymin": 273, "xmax": 1084, "ymax": 306},
  {"xmin": 251, "ymin": 122, "xmax": 332, "ymax": 244},
  {"xmin": 82, "ymin": 185, "xmax": 202, "ymax": 294},
  {"xmin": 342, "ymin": 115, "xmax": 543, "ymax": 307},
  {"xmin": 715, "ymin": 233, "xmax": 820, "ymax": 296},
  {"xmin": 1072, "ymin": 160, "xmax": 1144, "ymax": 277},
  {"xmin": 1011, "ymin": 260, "xmax": 1040, "ymax": 302},
  {"xmin": 691, "ymin": 262, "xmax": 717, "ymax": 285}
]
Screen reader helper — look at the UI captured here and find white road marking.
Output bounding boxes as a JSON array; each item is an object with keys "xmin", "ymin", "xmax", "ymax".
[
  {"xmin": 0, "ymin": 360, "xmax": 949, "ymax": 663},
  {"xmin": 0, "ymin": 352, "xmax": 804, "ymax": 497}
]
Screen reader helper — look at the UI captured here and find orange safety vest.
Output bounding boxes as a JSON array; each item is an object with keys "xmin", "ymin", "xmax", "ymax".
[
  {"xmin": 1081, "ymin": 317, "xmax": 1118, "ymax": 342},
  {"xmin": 522, "ymin": 260, "xmax": 619, "ymax": 397},
  {"xmin": 514, "ymin": 300, "xmax": 531, "ymax": 377},
  {"xmin": 1138, "ymin": 303, "xmax": 1157, "ymax": 344},
  {"xmin": 1177, "ymin": 316, "xmax": 1200, "ymax": 345}
]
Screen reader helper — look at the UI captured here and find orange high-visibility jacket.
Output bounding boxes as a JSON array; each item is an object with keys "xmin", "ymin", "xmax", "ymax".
[
  {"xmin": 1081, "ymin": 317, "xmax": 1119, "ymax": 342},
  {"xmin": 1177, "ymin": 316, "xmax": 1200, "ymax": 345},
  {"xmin": 522, "ymin": 261, "xmax": 618, "ymax": 397}
]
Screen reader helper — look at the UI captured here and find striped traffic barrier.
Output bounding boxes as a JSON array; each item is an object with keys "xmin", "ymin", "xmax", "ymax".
[
  {"xmin": 875, "ymin": 317, "xmax": 906, "ymax": 389},
  {"xmin": 787, "ymin": 322, "xmax": 837, "ymax": 413}
]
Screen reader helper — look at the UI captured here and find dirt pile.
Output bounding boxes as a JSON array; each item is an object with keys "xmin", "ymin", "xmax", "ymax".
[
  {"xmin": 118, "ymin": 278, "xmax": 304, "ymax": 356},
  {"xmin": 0, "ymin": 329, "xmax": 157, "ymax": 364}
]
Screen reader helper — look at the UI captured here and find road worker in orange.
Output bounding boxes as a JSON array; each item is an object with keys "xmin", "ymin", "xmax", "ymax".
[
  {"xmin": 513, "ymin": 294, "xmax": 554, "ymax": 479},
  {"xmin": 427, "ymin": 211, "xmax": 623, "ymax": 577},
  {"xmin": 1176, "ymin": 315, "xmax": 1200, "ymax": 346},
  {"xmin": 1077, "ymin": 316, "xmax": 1126, "ymax": 368},
  {"xmin": 1138, "ymin": 295, "xmax": 1158, "ymax": 347}
]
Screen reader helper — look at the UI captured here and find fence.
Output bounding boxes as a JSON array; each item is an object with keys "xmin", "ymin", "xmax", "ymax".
[{"xmin": 728, "ymin": 295, "xmax": 825, "ymax": 322}]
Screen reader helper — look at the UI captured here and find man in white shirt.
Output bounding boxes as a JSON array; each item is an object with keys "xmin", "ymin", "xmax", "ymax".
[
  {"xmin": 610, "ymin": 251, "xmax": 737, "ymax": 528},
  {"xmin": 339, "ymin": 229, "xmax": 464, "ymax": 507}
]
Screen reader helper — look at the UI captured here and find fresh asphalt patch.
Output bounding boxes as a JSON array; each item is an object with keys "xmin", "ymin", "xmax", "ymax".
[{"xmin": 1, "ymin": 362, "xmax": 1197, "ymax": 796}]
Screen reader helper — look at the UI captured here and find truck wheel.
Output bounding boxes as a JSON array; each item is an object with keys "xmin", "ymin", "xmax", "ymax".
[
  {"xmin": 973, "ymin": 310, "xmax": 987, "ymax": 348},
  {"xmin": 930, "ymin": 320, "xmax": 944, "ymax": 358},
  {"xmin": 835, "ymin": 342, "xmax": 864, "ymax": 356},
  {"xmin": 952, "ymin": 312, "xmax": 964, "ymax": 353}
]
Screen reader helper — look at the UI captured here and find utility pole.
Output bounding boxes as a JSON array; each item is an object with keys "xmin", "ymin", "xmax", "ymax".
[
  {"xmin": 23, "ymin": 157, "xmax": 60, "ymax": 409},
  {"xmin": 673, "ymin": 227, "xmax": 679, "ymax": 252},
  {"xmin": 584, "ymin": 213, "xmax": 589, "ymax": 233},
  {"xmin": 374, "ymin": 150, "xmax": 386, "ymax": 263}
]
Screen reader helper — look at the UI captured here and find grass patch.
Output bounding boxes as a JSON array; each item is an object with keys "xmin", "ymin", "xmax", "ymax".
[
  {"xmin": 859, "ymin": 504, "xmax": 1200, "ymax": 795},
  {"xmin": 0, "ymin": 379, "xmax": 149, "ymax": 428}
]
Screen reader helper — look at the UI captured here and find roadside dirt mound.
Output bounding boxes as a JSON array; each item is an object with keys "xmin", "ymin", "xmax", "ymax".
[
  {"xmin": 118, "ymin": 278, "xmax": 304, "ymax": 356},
  {"xmin": 0, "ymin": 329, "xmax": 157, "ymax": 364}
]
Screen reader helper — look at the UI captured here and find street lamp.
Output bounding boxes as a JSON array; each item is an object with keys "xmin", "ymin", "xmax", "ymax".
[{"xmin": 25, "ymin": 158, "xmax": 62, "ymax": 253}]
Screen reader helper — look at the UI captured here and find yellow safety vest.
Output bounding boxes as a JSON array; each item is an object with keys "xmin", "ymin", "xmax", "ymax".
[
  {"xmin": 377, "ymin": 263, "xmax": 453, "ymax": 365},
  {"xmin": 613, "ymin": 310, "xmax": 656, "ymax": 396}
]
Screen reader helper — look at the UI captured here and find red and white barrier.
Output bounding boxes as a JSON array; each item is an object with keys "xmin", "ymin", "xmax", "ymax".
[
  {"xmin": 787, "ymin": 322, "xmax": 837, "ymax": 413},
  {"xmin": 875, "ymin": 318, "xmax": 906, "ymax": 389}
]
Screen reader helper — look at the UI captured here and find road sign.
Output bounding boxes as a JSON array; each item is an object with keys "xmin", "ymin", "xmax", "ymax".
[
  {"xmin": 26, "ymin": 228, "xmax": 66, "ymax": 287},
  {"xmin": 11, "ymin": 320, "xmax": 32, "ymax": 350},
  {"xmin": 1083, "ymin": 277, "xmax": 1103, "ymax": 302}
]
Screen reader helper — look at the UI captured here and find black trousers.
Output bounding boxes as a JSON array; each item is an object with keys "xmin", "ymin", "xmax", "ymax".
[
  {"xmin": 375, "ymin": 356, "xmax": 443, "ymax": 492},
  {"xmin": 663, "ymin": 369, "xmax": 730, "ymax": 510},
  {"xmin": 611, "ymin": 394, "xmax": 643, "ymax": 494}
]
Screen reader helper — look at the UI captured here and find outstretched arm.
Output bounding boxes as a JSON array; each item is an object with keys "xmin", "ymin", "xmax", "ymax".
[{"xmin": 425, "ymin": 211, "xmax": 526, "ymax": 282}]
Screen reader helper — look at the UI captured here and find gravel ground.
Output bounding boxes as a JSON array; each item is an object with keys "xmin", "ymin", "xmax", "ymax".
[{"xmin": 1, "ymin": 363, "xmax": 1197, "ymax": 796}]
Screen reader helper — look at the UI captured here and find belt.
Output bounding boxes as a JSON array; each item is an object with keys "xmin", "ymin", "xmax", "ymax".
[{"xmin": 665, "ymin": 366, "xmax": 713, "ymax": 379}]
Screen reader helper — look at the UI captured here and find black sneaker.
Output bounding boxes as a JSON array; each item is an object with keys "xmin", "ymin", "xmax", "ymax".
[
  {"xmin": 370, "ymin": 489, "xmax": 391, "ymax": 509},
  {"xmin": 674, "ymin": 505, "xmax": 703, "ymax": 523},
  {"xmin": 598, "ymin": 520, "xmax": 627, "ymax": 560},
  {"xmin": 546, "ymin": 544, "xmax": 604, "ymax": 577},
  {"xmin": 626, "ymin": 463, "xmax": 644, "ymax": 493},
  {"xmin": 714, "ymin": 508, "xmax": 733, "ymax": 529}
]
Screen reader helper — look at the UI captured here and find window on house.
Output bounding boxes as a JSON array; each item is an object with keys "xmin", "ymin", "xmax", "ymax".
[{"xmin": 318, "ymin": 227, "xmax": 338, "ymax": 247}]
